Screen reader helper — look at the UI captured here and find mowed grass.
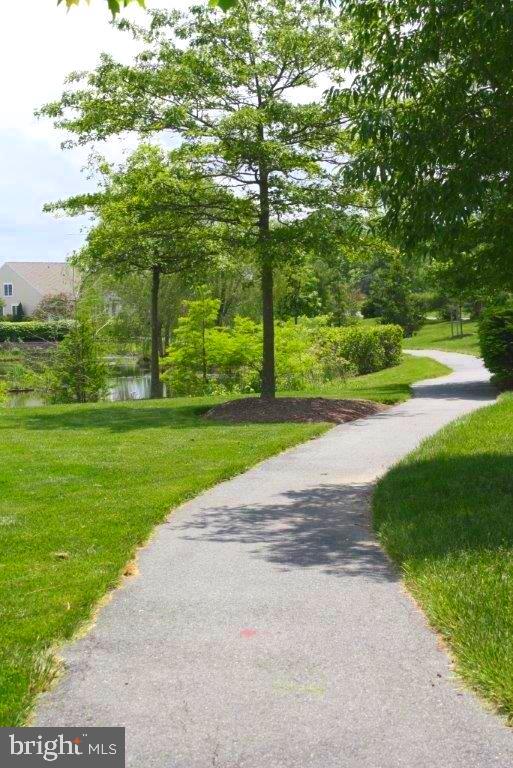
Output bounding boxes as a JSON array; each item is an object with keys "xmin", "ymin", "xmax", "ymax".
[
  {"xmin": 0, "ymin": 354, "xmax": 448, "ymax": 726},
  {"xmin": 302, "ymin": 354, "xmax": 449, "ymax": 404},
  {"xmin": 373, "ymin": 395, "xmax": 513, "ymax": 720},
  {"xmin": 403, "ymin": 319, "xmax": 480, "ymax": 356}
]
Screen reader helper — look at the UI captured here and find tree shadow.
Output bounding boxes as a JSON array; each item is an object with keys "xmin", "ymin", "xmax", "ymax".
[
  {"xmin": 373, "ymin": 454, "xmax": 513, "ymax": 562},
  {"xmin": 412, "ymin": 379, "xmax": 494, "ymax": 401},
  {"xmin": 173, "ymin": 452, "xmax": 513, "ymax": 583},
  {"xmin": 16, "ymin": 403, "xmax": 223, "ymax": 433},
  {"xmin": 175, "ymin": 482, "xmax": 398, "ymax": 581}
]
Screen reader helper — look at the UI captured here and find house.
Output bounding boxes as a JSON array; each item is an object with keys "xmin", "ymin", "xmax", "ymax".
[{"xmin": 0, "ymin": 261, "xmax": 79, "ymax": 319}]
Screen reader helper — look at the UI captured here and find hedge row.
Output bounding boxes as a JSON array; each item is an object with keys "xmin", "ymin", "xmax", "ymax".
[{"xmin": 0, "ymin": 320, "xmax": 74, "ymax": 342}]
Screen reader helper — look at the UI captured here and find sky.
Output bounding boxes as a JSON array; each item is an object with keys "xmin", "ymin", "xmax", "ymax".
[
  {"xmin": 0, "ymin": 0, "xmax": 329, "ymax": 267},
  {"xmin": 0, "ymin": 0, "xmax": 181, "ymax": 265}
]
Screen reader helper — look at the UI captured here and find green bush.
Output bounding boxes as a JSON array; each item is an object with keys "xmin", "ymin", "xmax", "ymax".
[
  {"xmin": 316, "ymin": 324, "xmax": 402, "ymax": 376},
  {"xmin": 479, "ymin": 305, "xmax": 513, "ymax": 385},
  {"xmin": 377, "ymin": 325, "xmax": 404, "ymax": 368},
  {"xmin": 0, "ymin": 320, "xmax": 74, "ymax": 342},
  {"xmin": 162, "ymin": 302, "xmax": 323, "ymax": 395},
  {"xmin": 161, "ymin": 295, "xmax": 221, "ymax": 396},
  {"xmin": 275, "ymin": 320, "xmax": 324, "ymax": 390},
  {"xmin": 47, "ymin": 319, "xmax": 108, "ymax": 403},
  {"xmin": 162, "ymin": 297, "xmax": 403, "ymax": 396}
]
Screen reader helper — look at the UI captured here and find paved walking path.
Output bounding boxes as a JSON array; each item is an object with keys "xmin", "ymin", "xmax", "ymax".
[{"xmin": 36, "ymin": 351, "xmax": 513, "ymax": 767}]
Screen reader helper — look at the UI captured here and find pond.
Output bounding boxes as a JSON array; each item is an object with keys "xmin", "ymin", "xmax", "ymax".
[{"xmin": 6, "ymin": 372, "xmax": 162, "ymax": 409}]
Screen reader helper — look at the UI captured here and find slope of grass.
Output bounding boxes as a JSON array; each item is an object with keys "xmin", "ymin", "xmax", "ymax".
[
  {"xmin": 403, "ymin": 319, "xmax": 480, "ymax": 356},
  {"xmin": 0, "ymin": 354, "xmax": 448, "ymax": 726},
  {"xmin": 300, "ymin": 354, "xmax": 450, "ymax": 404},
  {"xmin": 374, "ymin": 395, "xmax": 513, "ymax": 721}
]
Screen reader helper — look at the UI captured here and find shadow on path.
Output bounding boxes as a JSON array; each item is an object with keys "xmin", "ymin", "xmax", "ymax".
[
  {"xmin": 412, "ymin": 379, "xmax": 494, "ymax": 401},
  {"xmin": 176, "ymin": 483, "xmax": 398, "ymax": 582}
]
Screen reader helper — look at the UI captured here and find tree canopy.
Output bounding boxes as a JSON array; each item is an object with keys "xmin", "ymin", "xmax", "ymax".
[
  {"xmin": 59, "ymin": 0, "xmax": 144, "ymax": 14},
  {"xmin": 47, "ymin": 144, "xmax": 247, "ymax": 397},
  {"xmin": 42, "ymin": 0, "xmax": 351, "ymax": 398},
  {"xmin": 342, "ymin": 0, "xmax": 513, "ymax": 284},
  {"xmin": 58, "ymin": 0, "xmax": 236, "ymax": 15}
]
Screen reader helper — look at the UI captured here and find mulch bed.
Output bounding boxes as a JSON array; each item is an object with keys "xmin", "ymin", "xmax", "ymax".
[{"xmin": 204, "ymin": 396, "xmax": 388, "ymax": 424}]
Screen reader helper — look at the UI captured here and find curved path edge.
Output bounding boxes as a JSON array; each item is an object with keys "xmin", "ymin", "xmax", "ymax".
[{"xmin": 36, "ymin": 351, "xmax": 513, "ymax": 768}]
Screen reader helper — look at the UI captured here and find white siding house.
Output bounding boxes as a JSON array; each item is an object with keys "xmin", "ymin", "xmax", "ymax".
[{"xmin": 0, "ymin": 262, "xmax": 79, "ymax": 318}]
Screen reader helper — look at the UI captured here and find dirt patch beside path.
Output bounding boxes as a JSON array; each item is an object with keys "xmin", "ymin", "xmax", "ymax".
[{"xmin": 204, "ymin": 396, "xmax": 388, "ymax": 424}]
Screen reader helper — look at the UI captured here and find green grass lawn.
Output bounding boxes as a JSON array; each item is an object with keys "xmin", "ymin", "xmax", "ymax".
[
  {"xmin": 403, "ymin": 319, "xmax": 480, "ymax": 356},
  {"xmin": 300, "ymin": 354, "xmax": 449, "ymax": 404},
  {"xmin": 0, "ymin": 354, "xmax": 448, "ymax": 726},
  {"xmin": 373, "ymin": 395, "xmax": 513, "ymax": 721}
]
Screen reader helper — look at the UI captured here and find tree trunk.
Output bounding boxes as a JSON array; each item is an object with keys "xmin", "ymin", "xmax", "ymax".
[
  {"xmin": 150, "ymin": 266, "xmax": 163, "ymax": 399},
  {"xmin": 159, "ymin": 320, "xmax": 164, "ymax": 358},
  {"xmin": 163, "ymin": 318, "xmax": 172, "ymax": 351},
  {"xmin": 258, "ymin": 167, "xmax": 276, "ymax": 399},
  {"xmin": 201, "ymin": 314, "xmax": 207, "ymax": 385},
  {"xmin": 261, "ymin": 259, "xmax": 275, "ymax": 398}
]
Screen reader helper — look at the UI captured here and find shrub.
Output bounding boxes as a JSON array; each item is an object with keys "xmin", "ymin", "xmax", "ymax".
[
  {"xmin": 208, "ymin": 316, "xmax": 262, "ymax": 392},
  {"xmin": 162, "ymin": 304, "xmax": 262, "ymax": 396},
  {"xmin": 161, "ymin": 296, "xmax": 225, "ymax": 396},
  {"xmin": 0, "ymin": 320, "xmax": 74, "ymax": 342},
  {"xmin": 379, "ymin": 295, "xmax": 424, "ymax": 337},
  {"xmin": 163, "ymin": 309, "xmax": 338, "ymax": 396},
  {"xmin": 4, "ymin": 363, "xmax": 43, "ymax": 392},
  {"xmin": 377, "ymin": 325, "xmax": 403, "ymax": 368},
  {"xmin": 162, "ymin": 301, "xmax": 403, "ymax": 396},
  {"xmin": 0, "ymin": 379, "xmax": 6, "ymax": 404},
  {"xmin": 360, "ymin": 298, "xmax": 380, "ymax": 319},
  {"xmin": 47, "ymin": 319, "xmax": 108, "ymax": 403},
  {"xmin": 33, "ymin": 293, "xmax": 75, "ymax": 320},
  {"xmin": 316, "ymin": 324, "xmax": 402, "ymax": 376},
  {"xmin": 275, "ymin": 320, "xmax": 324, "ymax": 390},
  {"xmin": 0, "ymin": 344, "xmax": 54, "ymax": 395},
  {"xmin": 479, "ymin": 305, "xmax": 513, "ymax": 385}
]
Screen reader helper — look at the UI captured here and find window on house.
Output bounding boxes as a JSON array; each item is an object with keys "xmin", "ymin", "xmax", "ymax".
[{"xmin": 3, "ymin": 283, "xmax": 13, "ymax": 297}]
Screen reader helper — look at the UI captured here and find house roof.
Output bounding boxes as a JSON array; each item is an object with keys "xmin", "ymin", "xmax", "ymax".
[{"xmin": 3, "ymin": 262, "xmax": 79, "ymax": 297}]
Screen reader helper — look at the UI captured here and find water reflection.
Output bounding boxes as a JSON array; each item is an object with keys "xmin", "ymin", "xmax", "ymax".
[
  {"xmin": 106, "ymin": 373, "xmax": 159, "ymax": 402},
  {"xmin": 6, "ymin": 373, "xmax": 157, "ymax": 408},
  {"xmin": 6, "ymin": 391, "xmax": 47, "ymax": 408}
]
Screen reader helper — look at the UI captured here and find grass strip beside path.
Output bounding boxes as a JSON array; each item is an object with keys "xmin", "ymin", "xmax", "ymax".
[
  {"xmin": 374, "ymin": 394, "xmax": 513, "ymax": 721},
  {"xmin": 0, "ymin": 354, "xmax": 448, "ymax": 726},
  {"xmin": 299, "ymin": 354, "xmax": 449, "ymax": 404}
]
